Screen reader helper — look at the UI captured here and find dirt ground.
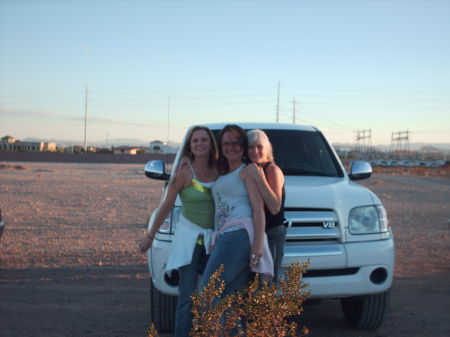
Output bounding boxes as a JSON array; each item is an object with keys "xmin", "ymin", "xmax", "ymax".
[{"xmin": 0, "ymin": 162, "xmax": 449, "ymax": 337}]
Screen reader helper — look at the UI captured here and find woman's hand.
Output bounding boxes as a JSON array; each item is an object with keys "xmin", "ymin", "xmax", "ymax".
[
  {"xmin": 138, "ymin": 235, "xmax": 154, "ymax": 253},
  {"xmin": 250, "ymin": 241, "xmax": 264, "ymax": 267},
  {"xmin": 244, "ymin": 163, "xmax": 265, "ymax": 182}
]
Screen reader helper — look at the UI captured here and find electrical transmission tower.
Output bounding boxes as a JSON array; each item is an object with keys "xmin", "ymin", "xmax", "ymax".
[
  {"xmin": 390, "ymin": 131, "xmax": 410, "ymax": 159},
  {"xmin": 355, "ymin": 129, "xmax": 372, "ymax": 159}
]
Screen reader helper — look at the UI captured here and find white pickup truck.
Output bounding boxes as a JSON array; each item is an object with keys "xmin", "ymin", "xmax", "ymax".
[{"xmin": 144, "ymin": 123, "xmax": 395, "ymax": 332}]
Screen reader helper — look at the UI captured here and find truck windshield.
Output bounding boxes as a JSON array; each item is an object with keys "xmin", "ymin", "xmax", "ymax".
[
  {"xmin": 212, "ymin": 129, "xmax": 343, "ymax": 178},
  {"xmin": 264, "ymin": 130, "xmax": 342, "ymax": 177}
]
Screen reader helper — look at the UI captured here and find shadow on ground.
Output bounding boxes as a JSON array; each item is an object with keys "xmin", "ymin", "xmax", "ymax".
[{"xmin": 0, "ymin": 265, "xmax": 151, "ymax": 337}]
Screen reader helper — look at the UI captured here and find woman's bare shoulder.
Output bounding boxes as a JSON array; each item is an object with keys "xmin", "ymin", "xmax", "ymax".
[
  {"xmin": 170, "ymin": 165, "xmax": 191, "ymax": 187},
  {"xmin": 266, "ymin": 162, "xmax": 282, "ymax": 174}
]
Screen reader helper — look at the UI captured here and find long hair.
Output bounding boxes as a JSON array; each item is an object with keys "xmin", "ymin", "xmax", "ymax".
[
  {"xmin": 247, "ymin": 129, "xmax": 274, "ymax": 162},
  {"xmin": 218, "ymin": 124, "xmax": 249, "ymax": 173},
  {"xmin": 180, "ymin": 126, "xmax": 218, "ymax": 167}
]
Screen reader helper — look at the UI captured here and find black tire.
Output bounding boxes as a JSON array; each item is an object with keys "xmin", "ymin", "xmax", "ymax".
[
  {"xmin": 149, "ymin": 281, "xmax": 177, "ymax": 333},
  {"xmin": 341, "ymin": 291, "xmax": 390, "ymax": 330}
]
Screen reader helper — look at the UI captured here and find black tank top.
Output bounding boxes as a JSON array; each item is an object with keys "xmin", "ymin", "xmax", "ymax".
[{"xmin": 262, "ymin": 162, "xmax": 285, "ymax": 231}]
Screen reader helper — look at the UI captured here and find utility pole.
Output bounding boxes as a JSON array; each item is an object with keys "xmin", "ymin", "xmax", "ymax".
[
  {"xmin": 83, "ymin": 86, "xmax": 88, "ymax": 152},
  {"xmin": 292, "ymin": 98, "xmax": 296, "ymax": 124},
  {"xmin": 276, "ymin": 80, "xmax": 280, "ymax": 123}
]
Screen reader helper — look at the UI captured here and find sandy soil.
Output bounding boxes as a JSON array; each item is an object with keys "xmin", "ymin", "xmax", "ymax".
[{"xmin": 0, "ymin": 162, "xmax": 449, "ymax": 337}]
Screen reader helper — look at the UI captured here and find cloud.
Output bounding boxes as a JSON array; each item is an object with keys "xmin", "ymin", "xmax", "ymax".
[
  {"xmin": 0, "ymin": 106, "xmax": 161, "ymax": 128},
  {"xmin": 81, "ymin": 45, "xmax": 91, "ymax": 52}
]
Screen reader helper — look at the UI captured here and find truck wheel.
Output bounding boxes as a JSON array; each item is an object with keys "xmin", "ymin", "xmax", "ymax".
[
  {"xmin": 340, "ymin": 291, "xmax": 389, "ymax": 330},
  {"xmin": 149, "ymin": 281, "xmax": 177, "ymax": 333}
]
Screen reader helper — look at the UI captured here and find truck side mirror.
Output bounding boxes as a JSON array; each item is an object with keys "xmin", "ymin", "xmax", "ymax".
[
  {"xmin": 144, "ymin": 160, "xmax": 171, "ymax": 181},
  {"xmin": 349, "ymin": 161, "xmax": 372, "ymax": 181}
]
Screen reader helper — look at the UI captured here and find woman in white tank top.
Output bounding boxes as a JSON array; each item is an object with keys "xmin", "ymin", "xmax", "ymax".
[{"xmin": 200, "ymin": 124, "xmax": 273, "ymax": 299}]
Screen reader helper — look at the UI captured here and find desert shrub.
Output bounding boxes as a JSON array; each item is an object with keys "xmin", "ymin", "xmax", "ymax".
[
  {"xmin": 147, "ymin": 323, "xmax": 159, "ymax": 337},
  {"xmin": 147, "ymin": 261, "xmax": 310, "ymax": 337}
]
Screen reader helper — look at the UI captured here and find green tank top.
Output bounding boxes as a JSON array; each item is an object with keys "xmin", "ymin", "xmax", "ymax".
[{"xmin": 179, "ymin": 179, "xmax": 215, "ymax": 229}]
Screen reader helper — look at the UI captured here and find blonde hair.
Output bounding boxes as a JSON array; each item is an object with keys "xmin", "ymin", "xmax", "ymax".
[{"xmin": 247, "ymin": 129, "xmax": 274, "ymax": 162}]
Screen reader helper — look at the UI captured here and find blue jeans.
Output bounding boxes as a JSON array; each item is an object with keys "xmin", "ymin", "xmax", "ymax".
[
  {"xmin": 200, "ymin": 229, "xmax": 251, "ymax": 297},
  {"xmin": 267, "ymin": 225, "xmax": 286, "ymax": 283},
  {"xmin": 174, "ymin": 243, "xmax": 208, "ymax": 337}
]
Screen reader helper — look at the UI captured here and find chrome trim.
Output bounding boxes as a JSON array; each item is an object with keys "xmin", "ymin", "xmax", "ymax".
[
  {"xmin": 286, "ymin": 227, "xmax": 340, "ymax": 240},
  {"xmin": 284, "ymin": 211, "xmax": 337, "ymax": 225},
  {"xmin": 144, "ymin": 160, "xmax": 170, "ymax": 181},
  {"xmin": 349, "ymin": 161, "xmax": 372, "ymax": 181},
  {"xmin": 284, "ymin": 245, "xmax": 343, "ymax": 257}
]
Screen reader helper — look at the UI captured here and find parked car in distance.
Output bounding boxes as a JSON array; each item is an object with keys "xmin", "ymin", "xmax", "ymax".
[
  {"xmin": 389, "ymin": 160, "xmax": 399, "ymax": 167},
  {"xmin": 144, "ymin": 123, "xmax": 395, "ymax": 332},
  {"xmin": 375, "ymin": 160, "xmax": 388, "ymax": 167}
]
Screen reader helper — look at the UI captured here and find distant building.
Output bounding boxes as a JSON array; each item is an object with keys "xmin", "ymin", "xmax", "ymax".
[
  {"xmin": 148, "ymin": 140, "xmax": 178, "ymax": 154},
  {"xmin": 113, "ymin": 146, "xmax": 139, "ymax": 155},
  {"xmin": 2, "ymin": 135, "xmax": 15, "ymax": 144},
  {"xmin": 0, "ymin": 135, "xmax": 56, "ymax": 152},
  {"xmin": 0, "ymin": 136, "xmax": 16, "ymax": 151},
  {"xmin": 44, "ymin": 142, "xmax": 57, "ymax": 152}
]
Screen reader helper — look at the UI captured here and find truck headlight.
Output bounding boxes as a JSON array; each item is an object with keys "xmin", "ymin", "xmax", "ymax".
[
  {"xmin": 170, "ymin": 206, "xmax": 182, "ymax": 232},
  {"xmin": 147, "ymin": 206, "xmax": 182, "ymax": 234},
  {"xmin": 348, "ymin": 205, "xmax": 389, "ymax": 234}
]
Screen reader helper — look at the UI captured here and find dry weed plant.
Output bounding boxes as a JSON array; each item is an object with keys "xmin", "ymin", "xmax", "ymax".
[
  {"xmin": 147, "ymin": 262, "xmax": 310, "ymax": 337},
  {"xmin": 146, "ymin": 323, "xmax": 159, "ymax": 337}
]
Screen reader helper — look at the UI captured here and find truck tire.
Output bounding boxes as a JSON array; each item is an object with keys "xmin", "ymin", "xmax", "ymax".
[
  {"xmin": 341, "ymin": 291, "xmax": 389, "ymax": 330},
  {"xmin": 149, "ymin": 281, "xmax": 177, "ymax": 333}
]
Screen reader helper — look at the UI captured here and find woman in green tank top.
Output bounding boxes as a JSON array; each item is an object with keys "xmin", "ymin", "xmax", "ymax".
[{"xmin": 138, "ymin": 126, "xmax": 218, "ymax": 337}]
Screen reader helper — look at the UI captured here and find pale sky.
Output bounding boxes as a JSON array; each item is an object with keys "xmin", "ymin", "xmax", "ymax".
[{"xmin": 1, "ymin": 0, "xmax": 449, "ymax": 146}]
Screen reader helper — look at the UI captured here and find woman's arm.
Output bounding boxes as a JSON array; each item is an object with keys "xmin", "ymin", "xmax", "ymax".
[
  {"xmin": 245, "ymin": 163, "xmax": 284, "ymax": 215},
  {"xmin": 241, "ymin": 170, "xmax": 265, "ymax": 265},
  {"xmin": 138, "ymin": 168, "xmax": 189, "ymax": 253}
]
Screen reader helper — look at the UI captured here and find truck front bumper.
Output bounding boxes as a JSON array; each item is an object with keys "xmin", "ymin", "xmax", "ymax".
[{"xmin": 282, "ymin": 238, "xmax": 395, "ymax": 298}]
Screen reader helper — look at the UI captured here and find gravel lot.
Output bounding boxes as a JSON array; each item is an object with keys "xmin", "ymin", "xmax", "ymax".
[{"xmin": 0, "ymin": 162, "xmax": 449, "ymax": 337}]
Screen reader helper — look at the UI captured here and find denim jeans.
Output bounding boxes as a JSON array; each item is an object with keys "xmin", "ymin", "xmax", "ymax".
[
  {"xmin": 267, "ymin": 225, "xmax": 286, "ymax": 283},
  {"xmin": 174, "ymin": 243, "xmax": 208, "ymax": 337},
  {"xmin": 200, "ymin": 229, "xmax": 251, "ymax": 297}
]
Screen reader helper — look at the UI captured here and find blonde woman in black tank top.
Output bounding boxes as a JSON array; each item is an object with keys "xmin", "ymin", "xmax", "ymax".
[{"xmin": 245, "ymin": 129, "xmax": 286, "ymax": 282}]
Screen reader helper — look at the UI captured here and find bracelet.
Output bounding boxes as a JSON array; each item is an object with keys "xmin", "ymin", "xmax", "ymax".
[{"xmin": 146, "ymin": 233, "xmax": 155, "ymax": 240}]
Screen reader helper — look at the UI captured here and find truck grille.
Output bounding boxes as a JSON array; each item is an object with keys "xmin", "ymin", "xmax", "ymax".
[{"xmin": 284, "ymin": 208, "xmax": 340, "ymax": 242}]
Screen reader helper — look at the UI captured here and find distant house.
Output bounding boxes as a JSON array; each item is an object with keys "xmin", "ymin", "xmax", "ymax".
[
  {"xmin": 2, "ymin": 135, "xmax": 15, "ymax": 143},
  {"xmin": 44, "ymin": 142, "xmax": 57, "ymax": 152},
  {"xmin": 113, "ymin": 146, "xmax": 139, "ymax": 155},
  {"xmin": 0, "ymin": 136, "xmax": 16, "ymax": 151},
  {"xmin": 149, "ymin": 140, "xmax": 164, "ymax": 153},
  {"xmin": 0, "ymin": 135, "xmax": 56, "ymax": 152},
  {"xmin": 148, "ymin": 140, "xmax": 178, "ymax": 154}
]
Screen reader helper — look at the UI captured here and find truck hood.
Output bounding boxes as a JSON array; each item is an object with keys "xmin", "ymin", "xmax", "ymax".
[{"xmin": 284, "ymin": 176, "xmax": 379, "ymax": 210}]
